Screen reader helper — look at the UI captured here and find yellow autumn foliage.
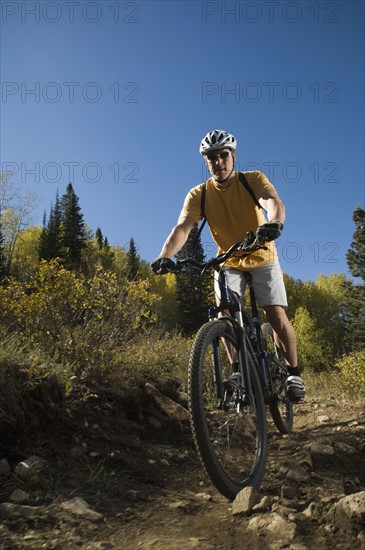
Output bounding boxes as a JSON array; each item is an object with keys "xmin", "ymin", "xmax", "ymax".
[
  {"xmin": 335, "ymin": 351, "xmax": 365, "ymax": 397},
  {"xmin": 0, "ymin": 259, "xmax": 159, "ymax": 374}
]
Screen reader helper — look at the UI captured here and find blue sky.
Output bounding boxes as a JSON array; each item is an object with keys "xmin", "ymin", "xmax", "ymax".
[{"xmin": 1, "ymin": 0, "xmax": 364, "ymax": 282}]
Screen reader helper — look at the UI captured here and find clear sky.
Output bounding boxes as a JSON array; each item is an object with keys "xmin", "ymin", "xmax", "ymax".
[{"xmin": 1, "ymin": 0, "xmax": 364, "ymax": 282}]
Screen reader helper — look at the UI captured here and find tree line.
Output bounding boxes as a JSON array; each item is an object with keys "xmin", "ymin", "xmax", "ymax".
[{"xmin": 0, "ymin": 173, "xmax": 364, "ymax": 374}]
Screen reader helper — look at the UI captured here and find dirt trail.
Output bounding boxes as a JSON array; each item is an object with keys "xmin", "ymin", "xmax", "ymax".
[{"xmin": 0, "ymin": 386, "xmax": 364, "ymax": 550}]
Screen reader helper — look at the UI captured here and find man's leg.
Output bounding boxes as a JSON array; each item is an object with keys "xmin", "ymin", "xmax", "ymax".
[
  {"xmin": 263, "ymin": 304, "xmax": 305, "ymax": 401},
  {"xmin": 214, "ymin": 269, "xmax": 245, "ymax": 370},
  {"xmin": 263, "ymin": 305, "xmax": 297, "ymax": 367},
  {"xmin": 250, "ymin": 261, "xmax": 305, "ymax": 402}
]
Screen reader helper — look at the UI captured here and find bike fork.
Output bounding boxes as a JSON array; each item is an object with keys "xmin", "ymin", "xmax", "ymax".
[{"xmin": 235, "ymin": 311, "xmax": 253, "ymax": 409}]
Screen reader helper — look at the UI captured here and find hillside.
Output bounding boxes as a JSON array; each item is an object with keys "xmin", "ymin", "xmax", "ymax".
[{"xmin": 0, "ymin": 378, "xmax": 364, "ymax": 549}]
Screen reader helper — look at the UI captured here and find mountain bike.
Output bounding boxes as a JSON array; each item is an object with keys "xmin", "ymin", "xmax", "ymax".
[{"xmin": 156, "ymin": 232, "xmax": 295, "ymax": 500}]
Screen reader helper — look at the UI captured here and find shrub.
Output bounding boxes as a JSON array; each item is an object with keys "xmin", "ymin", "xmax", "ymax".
[
  {"xmin": 113, "ymin": 331, "xmax": 191, "ymax": 388},
  {"xmin": 292, "ymin": 306, "xmax": 329, "ymax": 371},
  {"xmin": 335, "ymin": 351, "xmax": 365, "ymax": 397},
  {"xmin": 0, "ymin": 260, "xmax": 160, "ymax": 375}
]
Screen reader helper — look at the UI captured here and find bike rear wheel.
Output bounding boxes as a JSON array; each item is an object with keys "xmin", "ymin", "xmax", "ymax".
[
  {"xmin": 188, "ymin": 320, "xmax": 267, "ymax": 500},
  {"xmin": 261, "ymin": 323, "xmax": 294, "ymax": 434}
]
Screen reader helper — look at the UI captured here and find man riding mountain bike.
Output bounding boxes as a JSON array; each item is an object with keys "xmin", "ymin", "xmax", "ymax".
[{"xmin": 152, "ymin": 129, "xmax": 305, "ymax": 402}]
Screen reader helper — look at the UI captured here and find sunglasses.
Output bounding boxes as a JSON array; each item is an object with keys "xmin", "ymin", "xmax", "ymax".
[{"xmin": 206, "ymin": 151, "xmax": 231, "ymax": 162}]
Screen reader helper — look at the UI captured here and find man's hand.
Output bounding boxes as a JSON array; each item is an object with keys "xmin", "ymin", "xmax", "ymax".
[
  {"xmin": 256, "ymin": 221, "xmax": 283, "ymax": 242},
  {"xmin": 151, "ymin": 257, "xmax": 176, "ymax": 274}
]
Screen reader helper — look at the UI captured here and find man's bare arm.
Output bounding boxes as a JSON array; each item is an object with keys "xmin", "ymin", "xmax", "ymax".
[
  {"xmin": 158, "ymin": 217, "xmax": 196, "ymax": 258},
  {"xmin": 259, "ymin": 188, "xmax": 286, "ymax": 224}
]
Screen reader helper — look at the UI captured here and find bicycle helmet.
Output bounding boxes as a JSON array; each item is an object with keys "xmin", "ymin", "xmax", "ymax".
[{"xmin": 199, "ymin": 130, "xmax": 237, "ymax": 155}]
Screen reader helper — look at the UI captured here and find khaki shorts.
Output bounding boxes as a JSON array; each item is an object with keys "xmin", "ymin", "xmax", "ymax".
[{"xmin": 214, "ymin": 261, "xmax": 288, "ymax": 308}]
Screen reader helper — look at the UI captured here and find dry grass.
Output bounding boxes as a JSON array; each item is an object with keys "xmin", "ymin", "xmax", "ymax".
[
  {"xmin": 303, "ymin": 368, "xmax": 364, "ymax": 403},
  {"xmin": 1, "ymin": 328, "xmax": 363, "ymax": 433}
]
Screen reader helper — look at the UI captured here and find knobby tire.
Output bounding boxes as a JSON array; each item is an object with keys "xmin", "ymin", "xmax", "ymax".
[
  {"xmin": 261, "ymin": 323, "xmax": 294, "ymax": 434},
  {"xmin": 188, "ymin": 320, "xmax": 268, "ymax": 500}
]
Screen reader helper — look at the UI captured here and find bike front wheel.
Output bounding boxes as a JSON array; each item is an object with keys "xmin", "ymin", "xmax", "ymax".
[
  {"xmin": 188, "ymin": 320, "xmax": 267, "ymax": 500},
  {"xmin": 261, "ymin": 323, "xmax": 294, "ymax": 434}
]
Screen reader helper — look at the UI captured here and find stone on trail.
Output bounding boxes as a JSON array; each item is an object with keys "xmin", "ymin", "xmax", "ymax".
[
  {"xmin": 145, "ymin": 383, "xmax": 189, "ymax": 421},
  {"xmin": 247, "ymin": 512, "xmax": 297, "ymax": 542},
  {"xmin": 60, "ymin": 497, "xmax": 104, "ymax": 522},
  {"xmin": 329, "ymin": 491, "xmax": 365, "ymax": 536},
  {"xmin": 14, "ymin": 455, "xmax": 47, "ymax": 480},
  {"xmin": 232, "ymin": 486, "xmax": 261, "ymax": 516}
]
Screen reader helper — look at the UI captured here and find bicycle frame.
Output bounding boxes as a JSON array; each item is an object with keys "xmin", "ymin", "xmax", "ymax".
[
  {"xmin": 207, "ymin": 268, "xmax": 257, "ymax": 409},
  {"xmin": 208, "ymin": 267, "xmax": 287, "ymax": 407}
]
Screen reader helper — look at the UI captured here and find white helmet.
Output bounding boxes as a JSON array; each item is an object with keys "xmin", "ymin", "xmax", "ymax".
[{"xmin": 199, "ymin": 130, "xmax": 237, "ymax": 155}]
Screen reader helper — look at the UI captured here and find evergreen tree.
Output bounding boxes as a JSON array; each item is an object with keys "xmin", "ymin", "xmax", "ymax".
[
  {"xmin": 175, "ymin": 226, "xmax": 212, "ymax": 335},
  {"xmin": 95, "ymin": 227, "xmax": 103, "ymax": 249},
  {"xmin": 60, "ymin": 183, "xmax": 86, "ymax": 270},
  {"xmin": 126, "ymin": 237, "xmax": 140, "ymax": 280},
  {"xmin": 0, "ymin": 215, "xmax": 7, "ymax": 280},
  {"xmin": 38, "ymin": 211, "xmax": 49, "ymax": 260},
  {"xmin": 346, "ymin": 207, "xmax": 365, "ymax": 351},
  {"xmin": 38, "ymin": 193, "xmax": 62, "ymax": 261},
  {"xmin": 48, "ymin": 192, "xmax": 62, "ymax": 258},
  {"xmin": 347, "ymin": 206, "xmax": 365, "ymax": 281}
]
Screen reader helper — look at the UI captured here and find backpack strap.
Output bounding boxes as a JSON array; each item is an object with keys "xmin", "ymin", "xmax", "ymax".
[
  {"xmin": 200, "ymin": 181, "xmax": 207, "ymax": 218},
  {"xmin": 192, "ymin": 182, "xmax": 207, "ymax": 246},
  {"xmin": 238, "ymin": 172, "xmax": 263, "ymax": 211}
]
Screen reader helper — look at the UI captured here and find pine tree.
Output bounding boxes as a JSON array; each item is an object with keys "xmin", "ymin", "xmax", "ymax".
[
  {"xmin": 38, "ymin": 211, "xmax": 49, "ymax": 260},
  {"xmin": 38, "ymin": 192, "xmax": 63, "ymax": 261},
  {"xmin": 95, "ymin": 227, "xmax": 103, "ymax": 249},
  {"xmin": 347, "ymin": 206, "xmax": 365, "ymax": 281},
  {"xmin": 60, "ymin": 183, "xmax": 86, "ymax": 270},
  {"xmin": 175, "ymin": 226, "xmax": 212, "ymax": 335},
  {"xmin": 48, "ymin": 192, "xmax": 62, "ymax": 258},
  {"xmin": 346, "ymin": 207, "xmax": 365, "ymax": 351},
  {"xmin": 0, "ymin": 215, "xmax": 7, "ymax": 280},
  {"xmin": 126, "ymin": 237, "xmax": 140, "ymax": 280}
]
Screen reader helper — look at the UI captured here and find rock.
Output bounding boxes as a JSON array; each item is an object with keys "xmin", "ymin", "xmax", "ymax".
[
  {"xmin": 0, "ymin": 503, "xmax": 41, "ymax": 518},
  {"xmin": 287, "ymin": 466, "xmax": 310, "ymax": 483},
  {"xmin": 168, "ymin": 500, "xmax": 197, "ymax": 514},
  {"xmin": 147, "ymin": 416, "xmax": 163, "ymax": 429},
  {"xmin": 247, "ymin": 512, "xmax": 297, "ymax": 541},
  {"xmin": 14, "ymin": 455, "xmax": 47, "ymax": 480},
  {"xmin": 343, "ymin": 477, "xmax": 363, "ymax": 495},
  {"xmin": 60, "ymin": 497, "xmax": 104, "ymax": 522},
  {"xmin": 279, "ymin": 462, "xmax": 310, "ymax": 483},
  {"xmin": 295, "ymin": 450, "xmax": 313, "ymax": 469},
  {"xmin": 0, "ymin": 459, "xmax": 10, "ymax": 476},
  {"xmin": 194, "ymin": 492, "xmax": 213, "ymax": 502},
  {"xmin": 70, "ymin": 444, "xmax": 88, "ymax": 458},
  {"xmin": 334, "ymin": 441, "xmax": 357, "ymax": 454},
  {"xmin": 329, "ymin": 491, "xmax": 365, "ymax": 535},
  {"xmin": 278, "ymin": 439, "xmax": 300, "ymax": 451},
  {"xmin": 145, "ymin": 383, "xmax": 189, "ymax": 421},
  {"xmin": 281, "ymin": 484, "xmax": 301, "ymax": 499},
  {"xmin": 178, "ymin": 391, "xmax": 188, "ymax": 407},
  {"xmin": 9, "ymin": 489, "xmax": 30, "ymax": 504},
  {"xmin": 316, "ymin": 415, "xmax": 330, "ymax": 424},
  {"xmin": 302, "ymin": 502, "xmax": 317, "ymax": 517},
  {"xmin": 307, "ymin": 442, "xmax": 334, "ymax": 456},
  {"xmin": 232, "ymin": 486, "xmax": 261, "ymax": 516},
  {"xmin": 252, "ymin": 495, "xmax": 272, "ymax": 512}
]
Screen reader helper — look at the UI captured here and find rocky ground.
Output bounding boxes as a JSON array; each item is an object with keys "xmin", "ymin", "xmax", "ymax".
[{"xmin": 0, "ymin": 379, "xmax": 364, "ymax": 549}]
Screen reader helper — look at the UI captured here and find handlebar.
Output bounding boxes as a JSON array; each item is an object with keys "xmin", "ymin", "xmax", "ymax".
[{"xmin": 156, "ymin": 232, "xmax": 268, "ymax": 275}]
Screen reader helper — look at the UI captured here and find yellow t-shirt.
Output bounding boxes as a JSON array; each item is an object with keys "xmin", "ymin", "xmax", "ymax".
[{"xmin": 179, "ymin": 171, "xmax": 278, "ymax": 270}]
